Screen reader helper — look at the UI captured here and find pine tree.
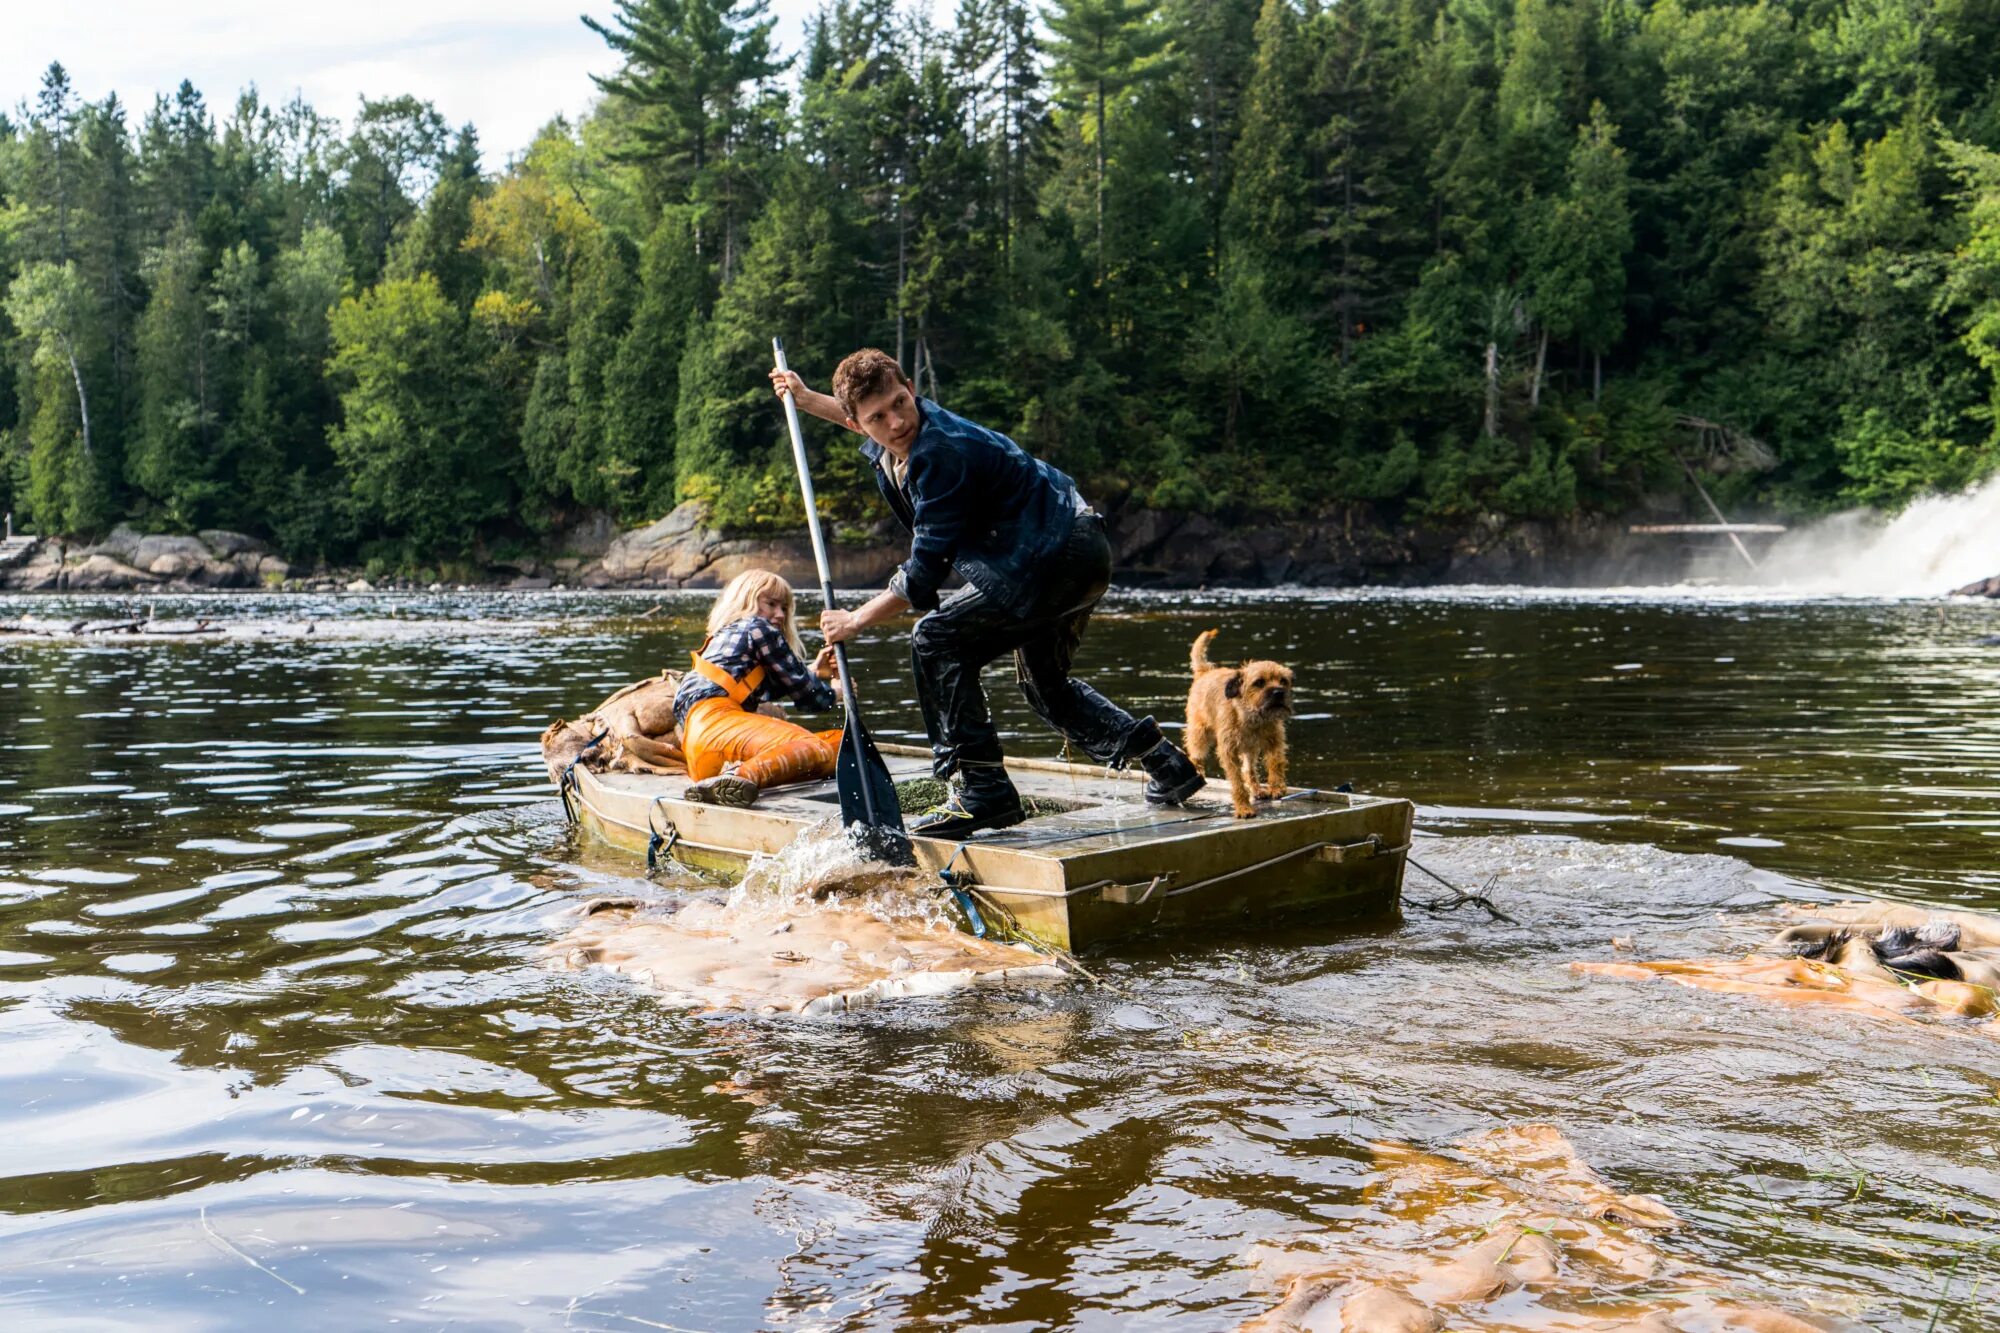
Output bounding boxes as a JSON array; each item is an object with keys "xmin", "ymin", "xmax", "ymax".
[
  {"xmin": 131, "ymin": 221, "xmax": 214, "ymax": 523},
  {"xmin": 586, "ymin": 0, "xmax": 789, "ymax": 277},
  {"xmin": 34, "ymin": 64, "xmax": 77, "ymax": 261},
  {"xmin": 1526, "ymin": 103, "xmax": 1631, "ymax": 401},
  {"xmin": 1223, "ymin": 0, "xmax": 1309, "ymax": 279},
  {"xmin": 335, "ymin": 96, "xmax": 449, "ymax": 286},
  {"xmin": 1045, "ymin": 0, "xmax": 1175, "ymax": 270},
  {"xmin": 607, "ymin": 209, "xmax": 705, "ymax": 516}
]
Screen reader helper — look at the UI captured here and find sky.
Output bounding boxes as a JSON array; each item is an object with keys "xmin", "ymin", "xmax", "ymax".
[{"xmin": 6, "ymin": 0, "xmax": 828, "ymax": 170}]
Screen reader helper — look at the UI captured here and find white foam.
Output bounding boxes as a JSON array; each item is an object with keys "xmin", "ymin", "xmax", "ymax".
[{"xmin": 1749, "ymin": 471, "xmax": 2000, "ymax": 596}]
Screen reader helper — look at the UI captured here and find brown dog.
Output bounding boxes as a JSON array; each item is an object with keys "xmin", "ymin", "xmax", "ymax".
[{"xmin": 1185, "ymin": 629, "xmax": 1293, "ymax": 818}]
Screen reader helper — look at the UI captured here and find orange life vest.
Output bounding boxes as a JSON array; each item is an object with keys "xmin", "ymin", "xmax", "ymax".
[{"xmin": 688, "ymin": 635, "xmax": 766, "ymax": 708}]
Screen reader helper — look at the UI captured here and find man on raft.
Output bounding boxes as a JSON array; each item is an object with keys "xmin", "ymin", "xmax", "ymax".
[{"xmin": 768, "ymin": 348, "xmax": 1205, "ymax": 838}]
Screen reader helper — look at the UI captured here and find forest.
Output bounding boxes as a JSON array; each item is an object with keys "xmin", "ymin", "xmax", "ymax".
[{"xmin": 3, "ymin": 0, "xmax": 2000, "ymax": 568}]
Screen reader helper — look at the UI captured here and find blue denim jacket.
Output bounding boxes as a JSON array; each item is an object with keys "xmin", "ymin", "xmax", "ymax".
[{"xmin": 861, "ymin": 398, "xmax": 1087, "ymax": 616}]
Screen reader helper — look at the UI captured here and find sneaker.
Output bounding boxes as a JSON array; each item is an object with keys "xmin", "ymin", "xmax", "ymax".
[
  {"xmin": 1139, "ymin": 740, "xmax": 1205, "ymax": 805},
  {"xmin": 912, "ymin": 792, "xmax": 1026, "ymax": 838},
  {"xmin": 684, "ymin": 775, "xmax": 760, "ymax": 807}
]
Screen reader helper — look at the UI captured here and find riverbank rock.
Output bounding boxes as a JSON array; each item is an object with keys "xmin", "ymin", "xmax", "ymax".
[
  {"xmin": 1952, "ymin": 573, "xmax": 2000, "ymax": 597},
  {"xmin": 0, "ymin": 526, "xmax": 290, "ymax": 591},
  {"xmin": 583, "ymin": 500, "xmax": 903, "ymax": 590},
  {"xmin": 0, "ymin": 537, "xmax": 67, "ymax": 591},
  {"xmin": 65, "ymin": 553, "xmax": 161, "ymax": 590},
  {"xmin": 0, "ymin": 500, "xmax": 1704, "ymax": 595},
  {"xmin": 572, "ymin": 501, "xmax": 1683, "ymax": 591}
]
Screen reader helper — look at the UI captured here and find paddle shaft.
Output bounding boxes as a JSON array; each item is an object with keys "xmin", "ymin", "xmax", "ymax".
[{"xmin": 771, "ymin": 337, "xmax": 881, "ymax": 829}]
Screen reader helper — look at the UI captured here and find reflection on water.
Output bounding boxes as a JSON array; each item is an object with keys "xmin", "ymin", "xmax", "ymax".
[{"xmin": 2, "ymin": 588, "xmax": 1999, "ymax": 1328}]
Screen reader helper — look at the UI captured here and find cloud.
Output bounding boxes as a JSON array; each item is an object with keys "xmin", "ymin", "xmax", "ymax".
[{"xmin": 5, "ymin": 0, "xmax": 829, "ymax": 169}]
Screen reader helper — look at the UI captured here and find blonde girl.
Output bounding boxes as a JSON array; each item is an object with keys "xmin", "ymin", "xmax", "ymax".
[{"xmin": 673, "ymin": 570, "xmax": 844, "ymax": 806}]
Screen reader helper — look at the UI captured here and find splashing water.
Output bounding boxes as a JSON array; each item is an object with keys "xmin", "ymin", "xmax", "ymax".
[
  {"xmin": 1750, "ymin": 471, "xmax": 2000, "ymax": 595},
  {"xmin": 728, "ymin": 818, "xmax": 948, "ymax": 926}
]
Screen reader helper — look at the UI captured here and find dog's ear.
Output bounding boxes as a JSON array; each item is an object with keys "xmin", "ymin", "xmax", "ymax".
[{"xmin": 1223, "ymin": 671, "xmax": 1242, "ymax": 699}]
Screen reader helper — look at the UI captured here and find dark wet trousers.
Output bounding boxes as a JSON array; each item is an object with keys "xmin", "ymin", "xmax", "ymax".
[{"xmin": 911, "ymin": 515, "xmax": 1161, "ymax": 788}]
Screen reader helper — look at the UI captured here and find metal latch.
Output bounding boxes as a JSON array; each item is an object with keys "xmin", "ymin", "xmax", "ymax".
[
  {"xmin": 1314, "ymin": 835, "xmax": 1384, "ymax": 864},
  {"xmin": 1099, "ymin": 873, "xmax": 1173, "ymax": 905}
]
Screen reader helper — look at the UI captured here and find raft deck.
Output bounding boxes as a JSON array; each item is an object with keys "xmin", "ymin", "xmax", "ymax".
[{"xmin": 560, "ymin": 744, "xmax": 1412, "ymax": 952}]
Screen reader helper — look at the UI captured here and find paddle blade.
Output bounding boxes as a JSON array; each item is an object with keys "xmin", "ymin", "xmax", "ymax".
[{"xmin": 836, "ymin": 721, "xmax": 913, "ymax": 866}]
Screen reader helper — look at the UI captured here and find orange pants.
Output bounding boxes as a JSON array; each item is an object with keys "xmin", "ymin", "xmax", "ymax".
[{"xmin": 682, "ymin": 695, "xmax": 843, "ymax": 789}]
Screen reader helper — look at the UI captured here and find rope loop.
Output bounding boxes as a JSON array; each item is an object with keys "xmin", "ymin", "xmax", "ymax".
[
  {"xmin": 556, "ymin": 728, "xmax": 611, "ymax": 826},
  {"xmin": 645, "ymin": 797, "xmax": 680, "ymax": 871}
]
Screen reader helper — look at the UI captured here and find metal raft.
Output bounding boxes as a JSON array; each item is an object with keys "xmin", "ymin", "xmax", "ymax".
[{"xmin": 555, "ymin": 742, "xmax": 1412, "ymax": 952}]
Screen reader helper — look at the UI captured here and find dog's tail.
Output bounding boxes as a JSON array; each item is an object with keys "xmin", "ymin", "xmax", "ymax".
[{"xmin": 1192, "ymin": 628, "xmax": 1222, "ymax": 676}]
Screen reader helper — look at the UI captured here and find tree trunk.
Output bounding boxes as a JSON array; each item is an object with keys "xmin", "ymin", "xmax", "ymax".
[
  {"xmin": 1000, "ymin": 55, "xmax": 1013, "ymax": 267},
  {"xmin": 895, "ymin": 178, "xmax": 907, "ymax": 369},
  {"xmin": 1094, "ymin": 74, "xmax": 1107, "ymax": 279},
  {"xmin": 1593, "ymin": 350, "xmax": 1602, "ymax": 404},
  {"xmin": 61, "ymin": 337, "xmax": 93, "ymax": 457},
  {"xmin": 1483, "ymin": 342, "xmax": 1499, "ymax": 438},
  {"xmin": 692, "ymin": 133, "xmax": 706, "ymax": 262},
  {"xmin": 1529, "ymin": 327, "xmax": 1548, "ymax": 409},
  {"xmin": 1339, "ymin": 164, "xmax": 1355, "ymax": 365}
]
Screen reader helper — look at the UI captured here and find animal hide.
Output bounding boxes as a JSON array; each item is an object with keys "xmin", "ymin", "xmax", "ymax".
[{"xmin": 542, "ymin": 670, "xmax": 688, "ymax": 780}]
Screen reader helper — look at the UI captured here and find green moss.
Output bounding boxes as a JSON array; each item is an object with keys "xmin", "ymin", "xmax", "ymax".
[{"xmin": 893, "ymin": 777, "xmax": 1085, "ymax": 819}]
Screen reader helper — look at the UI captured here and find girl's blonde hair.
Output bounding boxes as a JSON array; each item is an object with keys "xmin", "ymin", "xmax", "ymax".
[{"xmin": 707, "ymin": 569, "xmax": 807, "ymax": 660}]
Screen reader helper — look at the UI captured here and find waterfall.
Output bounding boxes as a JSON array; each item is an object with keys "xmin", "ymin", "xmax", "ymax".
[{"xmin": 1746, "ymin": 472, "xmax": 2000, "ymax": 596}]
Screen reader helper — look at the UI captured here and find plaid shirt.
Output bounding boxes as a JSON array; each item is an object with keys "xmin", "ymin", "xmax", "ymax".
[{"xmin": 674, "ymin": 615, "xmax": 837, "ymax": 727}]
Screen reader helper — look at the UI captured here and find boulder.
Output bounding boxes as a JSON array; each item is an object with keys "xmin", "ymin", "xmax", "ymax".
[
  {"xmin": 197, "ymin": 529, "xmax": 265, "ymax": 558},
  {"xmin": 145, "ymin": 549, "xmax": 204, "ymax": 579},
  {"xmin": 596, "ymin": 502, "xmax": 717, "ymax": 585},
  {"xmin": 73, "ymin": 528, "xmax": 270, "ymax": 588},
  {"xmin": 554, "ymin": 510, "xmax": 618, "ymax": 559},
  {"xmin": 125, "ymin": 531, "xmax": 207, "ymax": 571},
  {"xmin": 1, "ymin": 539, "xmax": 66, "ymax": 591},
  {"xmin": 589, "ymin": 501, "xmax": 900, "ymax": 590},
  {"xmin": 64, "ymin": 553, "xmax": 159, "ymax": 590},
  {"xmin": 83, "ymin": 525, "xmax": 147, "ymax": 565}
]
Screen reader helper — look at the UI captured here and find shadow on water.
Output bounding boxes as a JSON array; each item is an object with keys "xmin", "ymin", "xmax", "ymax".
[{"xmin": 1, "ymin": 588, "xmax": 1998, "ymax": 1328}]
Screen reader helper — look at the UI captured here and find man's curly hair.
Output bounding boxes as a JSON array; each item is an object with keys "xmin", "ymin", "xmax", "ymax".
[{"xmin": 831, "ymin": 347, "xmax": 911, "ymax": 420}]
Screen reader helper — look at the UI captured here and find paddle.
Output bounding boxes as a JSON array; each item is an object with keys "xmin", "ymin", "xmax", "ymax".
[{"xmin": 772, "ymin": 336, "xmax": 914, "ymax": 866}]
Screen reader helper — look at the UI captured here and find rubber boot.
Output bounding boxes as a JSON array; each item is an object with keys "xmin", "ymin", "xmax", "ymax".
[
  {"xmin": 1138, "ymin": 738, "xmax": 1205, "ymax": 806},
  {"xmin": 913, "ymin": 759, "xmax": 1026, "ymax": 838}
]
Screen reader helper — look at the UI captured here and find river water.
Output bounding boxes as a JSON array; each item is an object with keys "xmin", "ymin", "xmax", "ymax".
[{"xmin": 2, "ymin": 588, "xmax": 1997, "ymax": 1330}]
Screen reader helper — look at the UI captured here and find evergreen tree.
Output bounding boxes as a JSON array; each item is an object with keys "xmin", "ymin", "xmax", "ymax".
[
  {"xmin": 586, "ymin": 0, "xmax": 789, "ymax": 277},
  {"xmin": 130, "ymin": 221, "xmax": 214, "ymax": 524},
  {"xmin": 1045, "ymin": 0, "xmax": 1175, "ymax": 268},
  {"xmin": 1526, "ymin": 102, "xmax": 1632, "ymax": 402},
  {"xmin": 335, "ymin": 96, "xmax": 449, "ymax": 286},
  {"xmin": 607, "ymin": 210, "xmax": 705, "ymax": 515}
]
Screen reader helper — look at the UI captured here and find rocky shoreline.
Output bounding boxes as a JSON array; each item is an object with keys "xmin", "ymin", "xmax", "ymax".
[{"xmin": 0, "ymin": 500, "xmax": 1827, "ymax": 595}]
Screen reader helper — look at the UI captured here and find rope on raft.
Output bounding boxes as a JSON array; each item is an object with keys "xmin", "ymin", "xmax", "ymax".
[
  {"xmin": 646, "ymin": 797, "xmax": 682, "ymax": 872},
  {"xmin": 557, "ymin": 728, "xmax": 610, "ymax": 825},
  {"xmin": 1404, "ymin": 855, "xmax": 1515, "ymax": 924}
]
